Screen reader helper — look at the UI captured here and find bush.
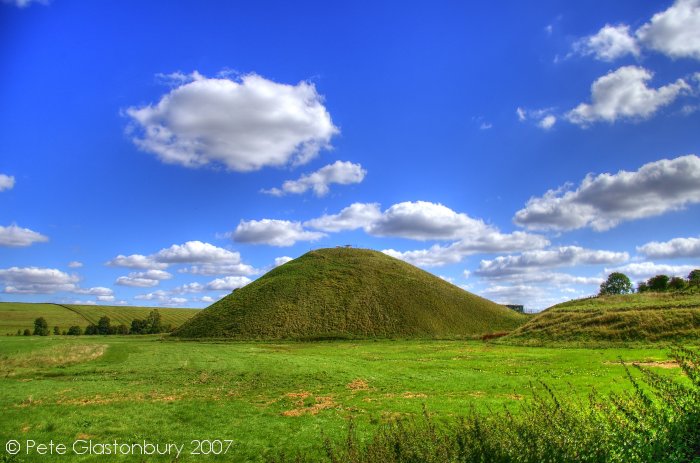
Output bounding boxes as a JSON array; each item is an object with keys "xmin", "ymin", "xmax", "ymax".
[
  {"xmin": 647, "ymin": 274, "xmax": 670, "ymax": 292},
  {"xmin": 53, "ymin": 326, "xmax": 60, "ymax": 335},
  {"xmin": 668, "ymin": 276, "xmax": 687, "ymax": 291},
  {"xmin": 115, "ymin": 324, "xmax": 129, "ymax": 335},
  {"xmin": 67, "ymin": 325, "xmax": 82, "ymax": 336},
  {"xmin": 689, "ymin": 269, "xmax": 700, "ymax": 288},
  {"xmin": 84, "ymin": 324, "xmax": 98, "ymax": 335},
  {"xmin": 23, "ymin": 328, "xmax": 31, "ymax": 336},
  {"xmin": 97, "ymin": 316, "xmax": 112, "ymax": 335},
  {"xmin": 33, "ymin": 317, "xmax": 49, "ymax": 336}
]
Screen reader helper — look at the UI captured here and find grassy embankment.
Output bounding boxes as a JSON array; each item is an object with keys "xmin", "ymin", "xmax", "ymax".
[
  {"xmin": 0, "ymin": 302, "xmax": 198, "ymax": 335},
  {"xmin": 505, "ymin": 292, "xmax": 700, "ymax": 344}
]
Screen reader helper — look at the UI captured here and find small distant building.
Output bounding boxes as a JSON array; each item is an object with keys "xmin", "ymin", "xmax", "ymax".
[{"xmin": 505, "ymin": 304, "xmax": 524, "ymax": 313}]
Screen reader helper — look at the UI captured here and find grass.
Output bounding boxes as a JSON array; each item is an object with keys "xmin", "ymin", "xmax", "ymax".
[
  {"xmin": 0, "ymin": 302, "xmax": 199, "ymax": 335},
  {"xmin": 0, "ymin": 336, "xmax": 690, "ymax": 462},
  {"xmin": 175, "ymin": 248, "xmax": 527, "ymax": 339},
  {"xmin": 505, "ymin": 292, "xmax": 700, "ymax": 344}
]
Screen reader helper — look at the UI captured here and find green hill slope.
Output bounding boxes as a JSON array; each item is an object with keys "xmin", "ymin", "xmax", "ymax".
[
  {"xmin": 505, "ymin": 292, "xmax": 700, "ymax": 344},
  {"xmin": 174, "ymin": 247, "xmax": 527, "ymax": 339},
  {"xmin": 0, "ymin": 302, "xmax": 198, "ymax": 334}
]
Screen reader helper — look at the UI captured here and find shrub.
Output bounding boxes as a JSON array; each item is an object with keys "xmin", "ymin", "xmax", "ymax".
[
  {"xmin": 689, "ymin": 269, "xmax": 700, "ymax": 287},
  {"xmin": 23, "ymin": 329, "xmax": 30, "ymax": 336},
  {"xmin": 668, "ymin": 276, "xmax": 686, "ymax": 291},
  {"xmin": 115, "ymin": 324, "xmax": 129, "ymax": 335},
  {"xmin": 97, "ymin": 316, "xmax": 112, "ymax": 335},
  {"xmin": 53, "ymin": 326, "xmax": 60, "ymax": 335},
  {"xmin": 647, "ymin": 274, "xmax": 670, "ymax": 292},
  {"xmin": 67, "ymin": 325, "xmax": 82, "ymax": 336},
  {"xmin": 33, "ymin": 317, "xmax": 49, "ymax": 336},
  {"xmin": 84, "ymin": 324, "xmax": 98, "ymax": 335}
]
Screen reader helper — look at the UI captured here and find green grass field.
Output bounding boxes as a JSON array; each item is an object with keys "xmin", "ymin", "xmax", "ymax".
[
  {"xmin": 0, "ymin": 335, "xmax": 688, "ymax": 462},
  {"xmin": 0, "ymin": 302, "xmax": 200, "ymax": 335}
]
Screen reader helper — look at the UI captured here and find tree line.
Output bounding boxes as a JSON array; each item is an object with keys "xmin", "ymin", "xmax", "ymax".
[
  {"xmin": 599, "ymin": 269, "xmax": 700, "ymax": 295},
  {"xmin": 18, "ymin": 309, "xmax": 173, "ymax": 336}
]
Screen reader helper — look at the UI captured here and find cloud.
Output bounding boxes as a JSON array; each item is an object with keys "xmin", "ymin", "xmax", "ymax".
[
  {"xmin": 606, "ymin": 261, "xmax": 697, "ymax": 279},
  {"xmin": 75, "ymin": 287, "xmax": 114, "ymax": 297},
  {"xmin": 538, "ymin": 115, "xmax": 557, "ymax": 130},
  {"xmin": 134, "ymin": 290, "xmax": 188, "ymax": 306},
  {"xmin": 514, "ymin": 154, "xmax": 700, "ymax": 231},
  {"xmin": 637, "ymin": 0, "xmax": 700, "ymax": 60},
  {"xmin": 274, "ymin": 256, "xmax": 293, "ymax": 267},
  {"xmin": 2, "ymin": 0, "xmax": 49, "ymax": 8},
  {"xmin": 171, "ymin": 282, "xmax": 205, "ymax": 294},
  {"xmin": 475, "ymin": 246, "xmax": 629, "ymax": 277},
  {"xmin": 637, "ymin": 236, "xmax": 700, "ymax": 259},
  {"xmin": 383, "ymin": 232, "xmax": 549, "ymax": 267},
  {"xmin": 107, "ymin": 241, "xmax": 254, "ymax": 274},
  {"xmin": 0, "ymin": 174, "xmax": 15, "ymax": 192},
  {"xmin": 115, "ymin": 270, "xmax": 173, "ymax": 287},
  {"xmin": 516, "ymin": 107, "xmax": 557, "ymax": 129},
  {"xmin": 68, "ymin": 261, "xmax": 83, "ymax": 268},
  {"xmin": 0, "ymin": 223, "xmax": 48, "ymax": 247},
  {"xmin": 262, "ymin": 161, "xmax": 366, "ymax": 197},
  {"xmin": 106, "ymin": 254, "xmax": 167, "ymax": 270},
  {"xmin": 206, "ymin": 276, "xmax": 252, "ymax": 291},
  {"xmin": 125, "ymin": 72, "xmax": 338, "ymax": 172},
  {"xmin": 0, "ymin": 267, "xmax": 79, "ymax": 294},
  {"xmin": 566, "ymin": 66, "xmax": 690, "ymax": 125},
  {"xmin": 232, "ymin": 219, "xmax": 326, "ymax": 246},
  {"xmin": 304, "ymin": 203, "xmax": 382, "ymax": 232},
  {"xmin": 573, "ymin": 24, "xmax": 640, "ymax": 61},
  {"xmin": 479, "ymin": 122, "xmax": 493, "ymax": 130}
]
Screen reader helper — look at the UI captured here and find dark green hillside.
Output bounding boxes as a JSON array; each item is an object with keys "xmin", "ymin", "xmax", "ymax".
[
  {"xmin": 505, "ymin": 292, "xmax": 700, "ymax": 344},
  {"xmin": 174, "ymin": 248, "xmax": 526, "ymax": 339}
]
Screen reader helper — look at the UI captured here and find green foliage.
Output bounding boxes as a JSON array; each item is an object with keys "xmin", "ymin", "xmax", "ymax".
[
  {"xmin": 22, "ymin": 328, "xmax": 30, "ymax": 336},
  {"xmin": 647, "ymin": 274, "xmax": 670, "ymax": 292},
  {"xmin": 302, "ymin": 348, "xmax": 700, "ymax": 463},
  {"xmin": 130, "ymin": 309, "xmax": 167, "ymax": 334},
  {"xmin": 689, "ymin": 269, "xmax": 700, "ymax": 287},
  {"xmin": 174, "ymin": 248, "xmax": 527, "ymax": 339},
  {"xmin": 668, "ymin": 276, "xmax": 686, "ymax": 291},
  {"xmin": 53, "ymin": 326, "xmax": 60, "ymax": 335},
  {"xmin": 67, "ymin": 325, "xmax": 82, "ymax": 336},
  {"xmin": 599, "ymin": 272, "xmax": 633, "ymax": 295},
  {"xmin": 96, "ymin": 316, "xmax": 112, "ymax": 335},
  {"xmin": 84, "ymin": 324, "xmax": 98, "ymax": 335},
  {"xmin": 507, "ymin": 292, "xmax": 700, "ymax": 344},
  {"xmin": 32, "ymin": 317, "xmax": 49, "ymax": 336}
]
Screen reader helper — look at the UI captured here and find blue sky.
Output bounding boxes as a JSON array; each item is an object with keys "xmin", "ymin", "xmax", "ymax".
[{"xmin": 1, "ymin": 0, "xmax": 699, "ymax": 311}]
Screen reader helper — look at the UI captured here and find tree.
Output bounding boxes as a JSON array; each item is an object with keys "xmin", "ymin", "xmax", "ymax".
[
  {"xmin": 23, "ymin": 328, "xmax": 31, "ymax": 336},
  {"xmin": 67, "ymin": 325, "xmax": 82, "ymax": 336},
  {"xmin": 115, "ymin": 324, "xmax": 129, "ymax": 335},
  {"xmin": 599, "ymin": 272, "xmax": 633, "ymax": 296},
  {"xmin": 668, "ymin": 276, "xmax": 687, "ymax": 291},
  {"xmin": 130, "ymin": 318, "xmax": 147, "ymax": 335},
  {"xmin": 688, "ymin": 269, "xmax": 700, "ymax": 287},
  {"xmin": 647, "ymin": 274, "xmax": 670, "ymax": 292},
  {"xmin": 637, "ymin": 281, "xmax": 649, "ymax": 293},
  {"xmin": 84, "ymin": 324, "xmax": 98, "ymax": 335},
  {"xmin": 33, "ymin": 317, "xmax": 49, "ymax": 336},
  {"xmin": 53, "ymin": 326, "xmax": 60, "ymax": 335},
  {"xmin": 16, "ymin": 329, "xmax": 21, "ymax": 336},
  {"xmin": 145, "ymin": 309, "xmax": 163, "ymax": 334},
  {"xmin": 97, "ymin": 316, "xmax": 112, "ymax": 335}
]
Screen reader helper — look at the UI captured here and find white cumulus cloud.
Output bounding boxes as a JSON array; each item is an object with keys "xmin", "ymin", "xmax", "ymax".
[
  {"xmin": 0, "ymin": 267, "xmax": 79, "ymax": 294},
  {"xmin": 637, "ymin": 0, "xmax": 700, "ymax": 60},
  {"xmin": 573, "ymin": 24, "xmax": 640, "ymax": 61},
  {"xmin": 68, "ymin": 261, "xmax": 83, "ymax": 268},
  {"xmin": 606, "ymin": 262, "xmax": 697, "ymax": 279},
  {"xmin": 475, "ymin": 246, "xmax": 629, "ymax": 277},
  {"xmin": 274, "ymin": 256, "xmax": 293, "ymax": 267},
  {"xmin": 0, "ymin": 174, "xmax": 15, "ymax": 191},
  {"xmin": 262, "ymin": 161, "xmax": 366, "ymax": 197},
  {"xmin": 637, "ymin": 236, "xmax": 700, "ymax": 259},
  {"xmin": 514, "ymin": 154, "xmax": 700, "ymax": 231},
  {"xmin": 233, "ymin": 219, "xmax": 326, "ymax": 247},
  {"xmin": 115, "ymin": 270, "xmax": 173, "ymax": 287},
  {"xmin": 304, "ymin": 203, "xmax": 382, "ymax": 232},
  {"xmin": 206, "ymin": 276, "xmax": 252, "ymax": 291},
  {"xmin": 0, "ymin": 224, "xmax": 48, "ymax": 247},
  {"xmin": 125, "ymin": 72, "xmax": 338, "ymax": 172},
  {"xmin": 566, "ymin": 66, "xmax": 690, "ymax": 125}
]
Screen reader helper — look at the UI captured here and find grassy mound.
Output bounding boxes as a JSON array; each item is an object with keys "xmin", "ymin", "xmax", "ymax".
[
  {"xmin": 174, "ymin": 247, "xmax": 526, "ymax": 339},
  {"xmin": 505, "ymin": 292, "xmax": 700, "ymax": 344}
]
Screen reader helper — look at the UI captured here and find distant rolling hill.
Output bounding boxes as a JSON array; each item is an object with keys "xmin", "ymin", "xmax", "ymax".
[
  {"xmin": 0, "ymin": 302, "xmax": 199, "ymax": 334},
  {"xmin": 174, "ymin": 247, "xmax": 527, "ymax": 339},
  {"xmin": 505, "ymin": 292, "xmax": 700, "ymax": 344}
]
